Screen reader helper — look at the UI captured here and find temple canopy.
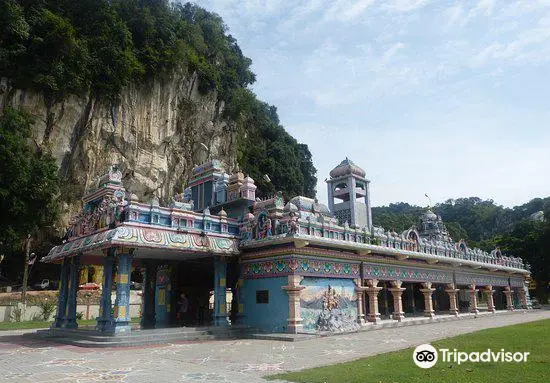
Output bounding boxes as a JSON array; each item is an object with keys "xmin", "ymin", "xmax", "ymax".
[{"xmin": 329, "ymin": 158, "xmax": 366, "ymax": 179}]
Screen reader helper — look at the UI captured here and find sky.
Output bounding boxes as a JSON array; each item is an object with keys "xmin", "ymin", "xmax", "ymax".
[{"xmin": 196, "ymin": 0, "xmax": 550, "ymax": 208}]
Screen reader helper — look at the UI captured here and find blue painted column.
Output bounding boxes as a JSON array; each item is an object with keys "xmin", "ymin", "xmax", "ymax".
[
  {"xmin": 213, "ymin": 256, "xmax": 229, "ymax": 327},
  {"xmin": 52, "ymin": 258, "xmax": 70, "ymax": 328},
  {"xmin": 111, "ymin": 249, "xmax": 133, "ymax": 334},
  {"xmin": 96, "ymin": 249, "xmax": 115, "ymax": 332},
  {"xmin": 63, "ymin": 254, "xmax": 80, "ymax": 328},
  {"xmin": 141, "ymin": 261, "xmax": 157, "ymax": 329},
  {"xmin": 235, "ymin": 277, "xmax": 246, "ymax": 325}
]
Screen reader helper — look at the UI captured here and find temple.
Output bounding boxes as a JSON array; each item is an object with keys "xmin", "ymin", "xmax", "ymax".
[{"xmin": 43, "ymin": 159, "xmax": 532, "ymax": 335}]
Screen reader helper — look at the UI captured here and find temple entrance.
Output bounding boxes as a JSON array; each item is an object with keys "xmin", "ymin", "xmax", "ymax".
[
  {"xmin": 142, "ymin": 257, "xmax": 216, "ymax": 329},
  {"xmin": 172, "ymin": 258, "xmax": 214, "ymax": 327}
]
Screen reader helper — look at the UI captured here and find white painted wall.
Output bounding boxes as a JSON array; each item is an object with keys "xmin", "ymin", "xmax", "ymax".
[{"xmin": 0, "ymin": 304, "xmax": 141, "ymax": 322}]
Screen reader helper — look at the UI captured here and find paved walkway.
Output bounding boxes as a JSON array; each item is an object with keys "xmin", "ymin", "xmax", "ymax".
[{"xmin": 1, "ymin": 310, "xmax": 549, "ymax": 383}]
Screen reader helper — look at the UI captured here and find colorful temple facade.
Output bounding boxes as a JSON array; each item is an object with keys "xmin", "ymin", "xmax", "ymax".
[{"xmin": 44, "ymin": 159, "xmax": 531, "ymax": 334}]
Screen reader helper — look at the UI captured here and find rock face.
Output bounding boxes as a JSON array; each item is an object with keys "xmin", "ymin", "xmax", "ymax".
[
  {"xmin": 0, "ymin": 70, "xmax": 239, "ymax": 225},
  {"xmin": 316, "ymin": 309, "xmax": 361, "ymax": 333}
]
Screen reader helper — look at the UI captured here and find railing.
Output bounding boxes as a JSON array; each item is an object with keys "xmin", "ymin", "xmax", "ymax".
[{"xmin": 239, "ymin": 218, "xmax": 527, "ymax": 271}]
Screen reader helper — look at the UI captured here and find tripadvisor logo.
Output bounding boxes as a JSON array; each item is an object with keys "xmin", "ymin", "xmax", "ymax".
[{"xmin": 413, "ymin": 344, "xmax": 530, "ymax": 369}]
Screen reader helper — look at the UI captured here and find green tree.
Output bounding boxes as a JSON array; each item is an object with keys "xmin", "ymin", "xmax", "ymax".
[
  {"xmin": 497, "ymin": 218, "xmax": 550, "ymax": 303},
  {"xmin": 0, "ymin": 108, "xmax": 60, "ymax": 273}
]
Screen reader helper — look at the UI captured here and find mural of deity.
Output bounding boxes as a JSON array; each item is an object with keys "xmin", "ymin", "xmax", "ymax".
[{"xmin": 322, "ymin": 285, "xmax": 339, "ymax": 311}]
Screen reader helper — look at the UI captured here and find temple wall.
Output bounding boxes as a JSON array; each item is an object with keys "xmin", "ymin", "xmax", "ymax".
[{"xmin": 242, "ymin": 277, "xmax": 288, "ymax": 333}]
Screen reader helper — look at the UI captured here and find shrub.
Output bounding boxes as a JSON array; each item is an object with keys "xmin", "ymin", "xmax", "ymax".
[{"xmin": 38, "ymin": 299, "xmax": 57, "ymax": 321}]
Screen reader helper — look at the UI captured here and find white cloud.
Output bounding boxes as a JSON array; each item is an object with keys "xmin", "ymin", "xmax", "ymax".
[
  {"xmin": 383, "ymin": 0, "xmax": 431, "ymax": 13},
  {"xmin": 198, "ymin": 0, "xmax": 550, "ymax": 207},
  {"xmin": 379, "ymin": 42, "xmax": 406, "ymax": 68},
  {"xmin": 339, "ymin": 0, "xmax": 376, "ymax": 21},
  {"xmin": 443, "ymin": 3, "xmax": 463, "ymax": 29}
]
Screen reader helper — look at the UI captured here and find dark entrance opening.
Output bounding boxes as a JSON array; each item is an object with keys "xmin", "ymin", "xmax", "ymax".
[{"xmin": 173, "ymin": 258, "xmax": 214, "ymax": 327}]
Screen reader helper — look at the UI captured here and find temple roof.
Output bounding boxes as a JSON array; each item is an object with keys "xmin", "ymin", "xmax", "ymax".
[
  {"xmin": 288, "ymin": 196, "xmax": 331, "ymax": 216},
  {"xmin": 329, "ymin": 158, "xmax": 366, "ymax": 179}
]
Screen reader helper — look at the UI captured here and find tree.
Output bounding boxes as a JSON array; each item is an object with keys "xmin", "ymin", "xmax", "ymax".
[{"xmin": 0, "ymin": 108, "xmax": 60, "ymax": 280}]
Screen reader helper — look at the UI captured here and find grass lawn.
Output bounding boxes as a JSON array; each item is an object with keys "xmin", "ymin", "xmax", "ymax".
[
  {"xmin": 0, "ymin": 317, "xmax": 141, "ymax": 331},
  {"xmin": 268, "ymin": 319, "xmax": 550, "ymax": 383}
]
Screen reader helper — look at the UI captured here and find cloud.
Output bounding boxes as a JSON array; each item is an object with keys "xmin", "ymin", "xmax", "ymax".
[
  {"xmin": 197, "ymin": 0, "xmax": 550, "ymax": 207},
  {"xmin": 339, "ymin": 0, "xmax": 376, "ymax": 21},
  {"xmin": 471, "ymin": 25, "xmax": 550, "ymax": 67},
  {"xmin": 379, "ymin": 42, "xmax": 406, "ymax": 67},
  {"xmin": 443, "ymin": 3, "xmax": 463, "ymax": 29},
  {"xmin": 383, "ymin": 0, "xmax": 431, "ymax": 13}
]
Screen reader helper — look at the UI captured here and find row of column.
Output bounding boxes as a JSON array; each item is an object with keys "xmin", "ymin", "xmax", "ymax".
[
  {"xmin": 95, "ymin": 248, "xmax": 134, "ymax": 334},
  {"xmin": 53, "ymin": 248, "xmax": 135, "ymax": 334},
  {"xmin": 355, "ymin": 280, "xmax": 528, "ymax": 324}
]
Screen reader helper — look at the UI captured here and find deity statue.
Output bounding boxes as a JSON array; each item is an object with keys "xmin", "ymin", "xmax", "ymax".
[
  {"xmin": 273, "ymin": 218, "xmax": 280, "ymax": 235},
  {"xmin": 288, "ymin": 211, "xmax": 300, "ymax": 235},
  {"xmin": 322, "ymin": 285, "xmax": 339, "ymax": 311},
  {"xmin": 256, "ymin": 211, "xmax": 272, "ymax": 239},
  {"xmin": 261, "ymin": 217, "xmax": 272, "ymax": 238}
]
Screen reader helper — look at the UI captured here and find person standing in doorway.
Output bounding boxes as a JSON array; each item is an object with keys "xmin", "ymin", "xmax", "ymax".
[{"xmin": 177, "ymin": 292, "xmax": 189, "ymax": 327}]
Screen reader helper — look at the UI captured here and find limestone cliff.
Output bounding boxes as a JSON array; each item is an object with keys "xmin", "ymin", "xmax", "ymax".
[{"xmin": 0, "ymin": 70, "xmax": 239, "ymax": 224}]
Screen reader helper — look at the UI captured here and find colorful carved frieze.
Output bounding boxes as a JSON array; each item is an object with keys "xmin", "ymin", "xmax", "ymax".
[
  {"xmin": 362, "ymin": 263, "xmax": 453, "ymax": 284},
  {"xmin": 454, "ymin": 272, "xmax": 510, "ymax": 287},
  {"xmin": 241, "ymin": 257, "xmax": 360, "ymax": 279}
]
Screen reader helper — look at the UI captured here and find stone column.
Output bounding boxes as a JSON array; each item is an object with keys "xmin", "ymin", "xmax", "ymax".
[
  {"xmin": 282, "ymin": 274, "xmax": 306, "ymax": 333},
  {"xmin": 141, "ymin": 261, "xmax": 158, "ymax": 329},
  {"xmin": 52, "ymin": 258, "xmax": 70, "ymax": 328},
  {"xmin": 235, "ymin": 277, "xmax": 246, "ymax": 325},
  {"xmin": 503, "ymin": 286, "xmax": 514, "ymax": 311},
  {"xmin": 63, "ymin": 254, "xmax": 80, "ymax": 328},
  {"xmin": 389, "ymin": 280, "xmax": 405, "ymax": 322},
  {"xmin": 111, "ymin": 249, "xmax": 133, "ymax": 334},
  {"xmin": 383, "ymin": 285, "xmax": 389, "ymax": 317},
  {"xmin": 409, "ymin": 283, "xmax": 416, "ymax": 314},
  {"xmin": 483, "ymin": 285, "xmax": 495, "ymax": 313},
  {"xmin": 97, "ymin": 249, "xmax": 115, "ymax": 332},
  {"xmin": 468, "ymin": 284, "xmax": 479, "ymax": 314},
  {"xmin": 365, "ymin": 279, "xmax": 382, "ymax": 323},
  {"xmin": 445, "ymin": 283, "xmax": 459, "ymax": 316},
  {"xmin": 420, "ymin": 282, "xmax": 435, "ymax": 318},
  {"xmin": 354, "ymin": 279, "xmax": 367, "ymax": 325},
  {"xmin": 519, "ymin": 288, "xmax": 528, "ymax": 309},
  {"xmin": 213, "ymin": 256, "xmax": 229, "ymax": 327}
]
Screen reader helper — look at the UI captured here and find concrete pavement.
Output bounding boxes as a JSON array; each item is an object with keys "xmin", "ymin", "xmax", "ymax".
[{"xmin": 1, "ymin": 309, "xmax": 549, "ymax": 383}]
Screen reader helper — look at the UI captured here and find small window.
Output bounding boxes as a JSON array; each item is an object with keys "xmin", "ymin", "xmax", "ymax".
[{"xmin": 256, "ymin": 290, "xmax": 269, "ymax": 304}]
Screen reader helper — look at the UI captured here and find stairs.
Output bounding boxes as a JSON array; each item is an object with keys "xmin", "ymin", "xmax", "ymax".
[{"xmin": 34, "ymin": 325, "xmax": 256, "ymax": 348}]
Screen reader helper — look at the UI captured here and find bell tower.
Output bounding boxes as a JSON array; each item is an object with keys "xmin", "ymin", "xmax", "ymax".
[{"xmin": 326, "ymin": 158, "xmax": 372, "ymax": 231}]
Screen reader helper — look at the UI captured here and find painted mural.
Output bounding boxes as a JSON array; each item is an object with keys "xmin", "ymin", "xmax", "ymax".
[{"xmin": 300, "ymin": 278, "xmax": 359, "ymax": 332}]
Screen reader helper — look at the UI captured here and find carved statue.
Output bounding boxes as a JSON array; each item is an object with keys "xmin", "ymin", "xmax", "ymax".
[
  {"xmin": 273, "ymin": 218, "xmax": 280, "ymax": 235},
  {"xmin": 262, "ymin": 217, "xmax": 272, "ymax": 238},
  {"xmin": 256, "ymin": 211, "xmax": 272, "ymax": 239},
  {"xmin": 288, "ymin": 211, "xmax": 300, "ymax": 235}
]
